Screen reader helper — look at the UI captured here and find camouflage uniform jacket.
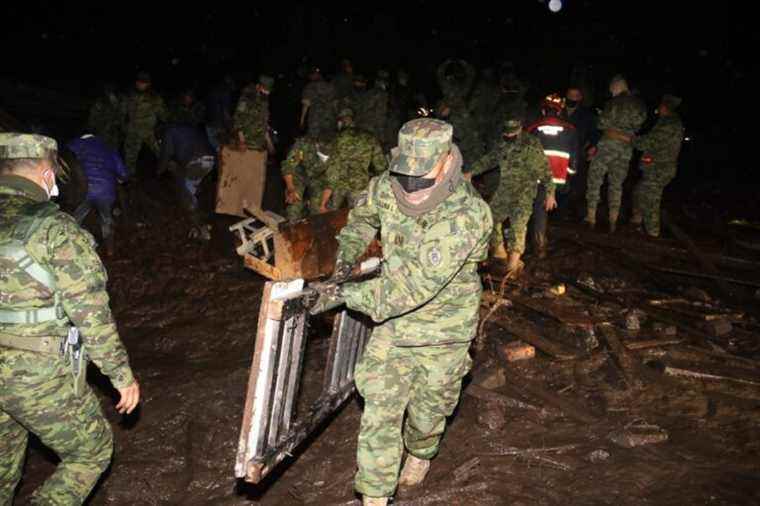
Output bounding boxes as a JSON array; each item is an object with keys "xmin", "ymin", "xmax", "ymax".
[
  {"xmin": 302, "ymin": 81, "xmax": 337, "ymax": 126},
  {"xmin": 122, "ymin": 91, "xmax": 168, "ymax": 133},
  {"xmin": 325, "ymin": 127, "xmax": 386, "ymax": 194},
  {"xmin": 0, "ymin": 176, "xmax": 134, "ymax": 389},
  {"xmin": 233, "ymin": 86, "xmax": 269, "ymax": 150},
  {"xmin": 87, "ymin": 96, "xmax": 123, "ymax": 143},
  {"xmin": 337, "ymin": 172, "xmax": 492, "ymax": 346},
  {"xmin": 356, "ymin": 87, "xmax": 388, "ymax": 138},
  {"xmin": 599, "ymin": 92, "xmax": 647, "ymax": 137},
  {"xmin": 633, "ymin": 114, "xmax": 683, "ymax": 164},
  {"xmin": 470, "ymin": 134, "xmax": 555, "ymax": 208},
  {"xmin": 281, "ymin": 137, "xmax": 329, "ymax": 181}
]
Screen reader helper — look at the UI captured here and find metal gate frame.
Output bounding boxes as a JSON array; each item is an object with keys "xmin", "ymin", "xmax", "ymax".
[{"xmin": 235, "ymin": 276, "xmax": 374, "ymax": 483}]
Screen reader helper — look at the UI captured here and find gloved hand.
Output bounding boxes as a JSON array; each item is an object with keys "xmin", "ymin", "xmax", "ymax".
[
  {"xmin": 307, "ymin": 282, "xmax": 344, "ymax": 315},
  {"xmin": 330, "ymin": 260, "xmax": 353, "ymax": 284}
]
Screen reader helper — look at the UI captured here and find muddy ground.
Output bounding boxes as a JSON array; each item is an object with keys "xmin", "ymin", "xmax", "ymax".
[{"xmin": 12, "ymin": 170, "xmax": 760, "ymax": 506}]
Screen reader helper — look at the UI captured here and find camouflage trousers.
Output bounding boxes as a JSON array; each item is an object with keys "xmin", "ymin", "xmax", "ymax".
[
  {"xmin": 330, "ymin": 188, "xmax": 363, "ymax": 211},
  {"xmin": 285, "ymin": 174, "xmax": 327, "ymax": 220},
  {"xmin": 353, "ymin": 333, "xmax": 472, "ymax": 498},
  {"xmin": 123, "ymin": 129, "xmax": 160, "ymax": 177},
  {"xmin": 0, "ymin": 350, "xmax": 113, "ymax": 506},
  {"xmin": 490, "ymin": 190, "xmax": 535, "ymax": 255},
  {"xmin": 632, "ymin": 163, "xmax": 675, "ymax": 237},
  {"xmin": 586, "ymin": 139, "xmax": 633, "ymax": 220}
]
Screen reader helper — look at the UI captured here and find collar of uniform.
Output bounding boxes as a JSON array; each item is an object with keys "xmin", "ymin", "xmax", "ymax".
[{"xmin": 0, "ymin": 175, "xmax": 48, "ymax": 202}]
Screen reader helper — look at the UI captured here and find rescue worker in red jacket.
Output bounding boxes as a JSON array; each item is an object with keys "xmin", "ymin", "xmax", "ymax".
[{"xmin": 526, "ymin": 94, "xmax": 578, "ymax": 258}]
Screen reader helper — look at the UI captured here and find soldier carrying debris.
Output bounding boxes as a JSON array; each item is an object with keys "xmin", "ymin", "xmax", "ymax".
[{"xmin": 308, "ymin": 118, "xmax": 492, "ymax": 506}]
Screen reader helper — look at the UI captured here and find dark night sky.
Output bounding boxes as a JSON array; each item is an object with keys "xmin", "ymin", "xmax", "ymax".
[{"xmin": 1, "ymin": 1, "xmax": 755, "ymax": 169}]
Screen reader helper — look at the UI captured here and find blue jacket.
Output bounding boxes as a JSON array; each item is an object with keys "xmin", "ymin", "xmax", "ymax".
[{"xmin": 67, "ymin": 135, "xmax": 128, "ymax": 201}]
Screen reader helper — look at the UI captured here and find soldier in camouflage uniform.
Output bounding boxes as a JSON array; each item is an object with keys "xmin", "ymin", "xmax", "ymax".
[
  {"xmin": 436, "ymin": 59, "xmax": 475, "ymax": 103},
  {"xmin": 281, "ymin": 134, "xmax": 333, "ymax": 219},
  {"xmin": 631, "ymin": 95, "xmax": 684, "ymax": 237},
  {"xmin": 86, "ymin": 84, "xmax": 123, "ymax": 151},
  {"xmin": 301, "ymin": 66, "xmax": 337, "ymax": 138},
  {"xmin": 0, "ymin": 134, "xmax": 140, "ymax": 505},
  {"xmin": 436, "ymin": 96, "xmax": 482, "ymax": 164},
  {"xmin": 320, "ymin": 108, "xmax": 387, "ymax": 212},
  {"xmin": 339, "ymin": 74, "xmax": 367, "ymax": 121},
  {"xmin": 469, "ymin": 68, "xmax": 500, "ymax": 144},
  {"xmin": 121, "ymin": 71, "xmax": 168, "ymax": 177},
  {"xmin": 468, "ymin": 118, "xmax": 556, "ymax": 276},
  {"xmin": 355, "ymin": 71, "xmax": 390, "ymax": 146},
  {"xmin": 167, "ymin": 89, "xmax": 206, "ymax": 127},
  {"xmin": 585, "ymin": 75, "xmax": 647, "ymax": 232},
  {"xmin": 488, "ymin": 74, "xmax": 528, "ymax": 152},
  {"xmin": 233, "ymin": 75, "xmax": 274, "ymax": 152},
  {"xmin": 308, "ymin": 118, "xmax": 492, "ymax": 506},
  {"xmin": 333, "ymin": 58, "xmax": 355, "ymax": 102}
]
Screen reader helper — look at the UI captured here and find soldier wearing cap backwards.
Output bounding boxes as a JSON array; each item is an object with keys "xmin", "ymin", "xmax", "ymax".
[
  {"xmin": 308, "ymin": 118, "xmax": 492, "ymax": 506},
  {"xmin": 319, "ymin": 108, "xmax": 386, "ymax": 213},
  {"xmin": 468, "ymin": 118, "xmax": 556, "ymax": 277},
  {"xmin": 121, "ymin": 71, "xmax": 168, "ymax": 177},
  {"xmin": 233, "ymin": 75, "xmax": 275, "ymax": 153},
  {"xmin": 0, "ymin": 133, "xmax": 139, "ymax": 505},
  {"xmin": 630, "ymin": 94, "xmax": 684, "ymax": 237}
]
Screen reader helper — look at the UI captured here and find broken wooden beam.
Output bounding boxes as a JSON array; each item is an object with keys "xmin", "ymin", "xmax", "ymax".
[
  {"xmin": 597, "ymin": 324, "xmax": 644, "ymax": 390},
  {"xmin": 464, "ymin": 383, "xmax": 552, "ymax": 416},
  {"xmin": 624, "ymin": 338, "xmax": 684, "ymax": 351},
  {"xmin": 493, "ymin": 343, "xmax": 598, "ymax": 424},
  {"xmin": 655, "ymin": 359, "xmax": 760, "ymax": 387},
  {"xmin": 662, "ymin": 211, "xmax": 733, "ymax": 299},
  {"xmin": 481, "ymin": 310, "xmax": 581, "ymax": 360}
]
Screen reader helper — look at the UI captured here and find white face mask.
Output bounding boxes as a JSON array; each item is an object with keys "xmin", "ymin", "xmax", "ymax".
[
  {"xmin": 317, "ymin": 151, "xmax": 329, "ymax": 163},
  {"xmin": 43, "ymin": 170, "xmax": 59, "ymax": 199}
]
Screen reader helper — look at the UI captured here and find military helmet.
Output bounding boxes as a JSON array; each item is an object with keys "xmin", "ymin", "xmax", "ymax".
[{"xmin": 389, "ymin": 118, "xmax": 453, "ymax": 177}]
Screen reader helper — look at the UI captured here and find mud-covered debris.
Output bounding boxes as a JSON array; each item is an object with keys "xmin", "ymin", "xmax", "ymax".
[
  {"xmin": 477, "ymin": 367, "xmax": 507, "ymax": 390},
  {"xmin": 684, "ymin": 287, "xmax": 711, "ymax": 302},
  {"xmin": 704, "ymin": 319, "xmax": 732, "ymax": 337},
  {"xmin": 577, "ymin": 274, "xmax": 601, "ymax": 292},
  {"xmin": 501, "ymin": 341, "xmax": 536, "ymax": 362},
  {"xmin": 625, "ymin": 310, "xmax": 644, "ymax": 331},
  {"xmin": 548, "ymin": 283, "xmax": 566, "ymax": 296},
  {"xmin": 653, "ymin": 323, "xmax": 678, "ymax": 336},
  {"xmin": 477, "ymin": 401, "xmax": 507, "ymax": 431},
  {"xmin": 609, "ymin": 424, "xmax": 669, "ymax": 448},
  {"xmin": 587, "ymin": 449, "xmax": 611, "ymax": 463}
]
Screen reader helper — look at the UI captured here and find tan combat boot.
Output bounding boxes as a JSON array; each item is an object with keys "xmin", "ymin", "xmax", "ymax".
[
  {"xmin": 362, "ymin": 496, "xmax": 389, "ymax": 506},
  {"xmin": 584, "ymin": 209, "xmax": 596, "ymax": 230},
  {"xmin": 609, "ymin": 212, "xmax": 619, "ymax": 233},
  {"xmin": 505, "ymin": 252, "xmax": 525, "ymax": 279},
  {"xmin": 398, "ymin": 455, "xmax": 431, "ymax": 487},
  {"xmin": 492, "ymin": 241, "xmax": 508, "ymax": 260}
]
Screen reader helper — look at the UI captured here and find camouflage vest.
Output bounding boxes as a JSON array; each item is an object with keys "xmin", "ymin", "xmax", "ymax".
[{"xmin": 0, "ymin": 202, "xmax": 68, "ymax": 329}]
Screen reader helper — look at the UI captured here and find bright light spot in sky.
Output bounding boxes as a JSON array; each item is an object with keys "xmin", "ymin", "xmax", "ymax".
[{"xmin": 549, "ymin": 0, "xmax": 562, "ymax": 12}]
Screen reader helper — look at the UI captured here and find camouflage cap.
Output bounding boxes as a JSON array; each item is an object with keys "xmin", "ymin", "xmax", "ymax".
[
  {"xmin": 390, "ymin": 118, "xmax": 452, "ymax": 177},
  {"xmin": 259, "ymin": 74, "xmax": 275, "ymax": 91},
  {"xmin": 661, "ymin": 94, "xmax": 682, "ymax": 110},
  {"xmin": 0, "ymin": 133, "xmax": 58, "ymax": 160},
  {"xmin": 136, "ymin": 71, "xmax": 151, "ymax": 82},
  {"xmin": 503, "ymin": 118, "xmax": 523, "ymax": 135},
  {"xmin": 338, "ymin": 107, "xmax": 354, "ymax": 119}
]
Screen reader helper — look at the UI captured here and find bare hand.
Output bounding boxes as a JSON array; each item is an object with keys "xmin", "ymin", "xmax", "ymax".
[
  {"xmin": 319, "ymin": 205, "xmax": 329, "ymax": 214},
  {"xmin": 116, "ymin": 380, "xmax": 141, "ymax": 415},
  {"xmin": 545, "ymin": 195, "xmax": 558, "ymax": 212},
  {"xmin": 285, "ymin": 188, "xmax": 302, "ymax": 205},
  {"xmin": 463, "ymin": 172, "xmax": 473, "ymax": 182}
]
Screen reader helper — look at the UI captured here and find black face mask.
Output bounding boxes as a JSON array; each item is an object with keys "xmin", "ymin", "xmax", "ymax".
[
  {"xmin": 393, "ymin": 173, "xmax": 436, "ymax": 193},
  {"xmin": 566, "ymin": 99, "xmax": 579, "ymax": 108}
]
